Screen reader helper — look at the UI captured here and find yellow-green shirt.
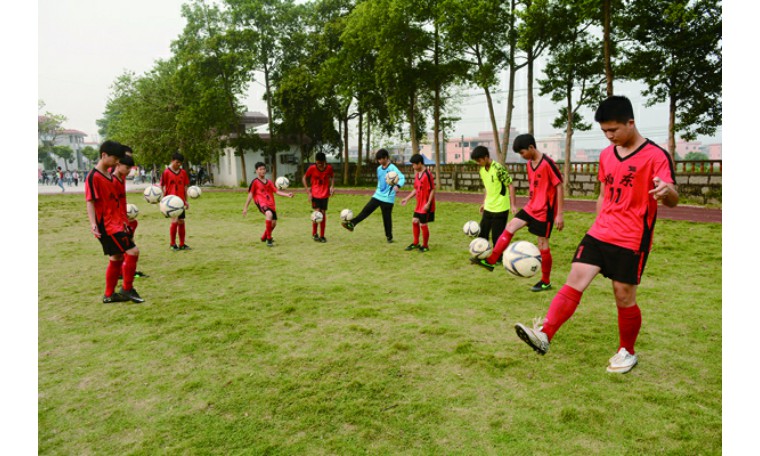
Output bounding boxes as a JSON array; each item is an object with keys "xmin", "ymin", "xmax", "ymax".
[{"xmin": 479, "ymin": 161, "xmax": 513, "ymax": 212}]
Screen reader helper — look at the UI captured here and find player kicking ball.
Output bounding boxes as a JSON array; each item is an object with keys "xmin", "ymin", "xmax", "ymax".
[
  {"xmin": 243, "ymin": 162, "xmax": 294, "ymax": 246},
  {"xmin": 302, "ymin": 152, "xmax": 335, "ymax": 243},
  {"xmin": 514, "ymin": 95, "xmax": 678, "ymax": 374},
  {"xmin": 400, "ymin": 153, "xmax": 436, "ymax": 252}
]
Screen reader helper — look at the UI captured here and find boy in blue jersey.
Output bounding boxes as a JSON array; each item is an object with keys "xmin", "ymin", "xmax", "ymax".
[{"xmin": 341, "ymin": 149, "xmax": 405, "ymax": 243}]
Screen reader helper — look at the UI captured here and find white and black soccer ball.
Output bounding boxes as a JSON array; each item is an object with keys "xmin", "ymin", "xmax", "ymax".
[
  {"xmin": 187, "ymin": 185, "xmax": 202, "ymax": 199},
  {"xmin": 385, "ymin": 171, "xmax": 399, "ymax": 186},
  {"xmin": 126, "ymin": 203, "xmax": 139, "ymax": 221},
  {"xmin": 463, "ymin": 220, "xmax": 480, "ymax": 237},
  {"xmin": 468, "ymin": 237, "xmax": 492, "ymax": 260},
  {"xmin": 275, "ymin": 176, "xmax": 290, "ymax": 190},
  {"xmin": 340, "ymin": 208, "xmax": 354, "ymax": 221},
  {"xmin": 310, "ymin": 210, "xmax": 324, "ymax": 223},
  {"xmin": 504, "ymin": 241, "xmax": 542, "ymax": 278},
  {"xmin": 143, "ymin": 185, "xmax": 163, "ymax": 204},
  {"xmin": 159, "ymin": 195, "xmax": 185, "ymax": 218}
]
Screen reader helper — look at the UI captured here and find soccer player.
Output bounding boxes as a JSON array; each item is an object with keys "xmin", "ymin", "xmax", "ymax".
[
  {"xmin": 84, "ymin": 140, "xmax": 144, "ymax": 304},
  {"xmin": 161, "ymin": 152, "xmax": 191, "ymax": 251},
  {"xmin": 113, "ymin": 152, "xmax": 148, "ymax": 278},
  {"xmin": 243, "ymin": 162, "xmax": 294, "ymax": 246},
  {"xmin": 470, "ymin": 145, "xmax": 516, "ymax": 262},
  {"xmin": 341, "ymin": 149, "xmax": 405, "ymax": 243},
  {"xmin": 514, "ymin": 95, "xmax": 678, "ymax": 374},
  {"xmin": 471, "ymin": 134, "xmax": 564, "ymax": 292},
  {"xmin": 302, "ymin": 152, "xmax": 335, "ymax": 243},
  {"xmin": 400, "ymin": 153, "xmax": 436, "ymax": 252}
]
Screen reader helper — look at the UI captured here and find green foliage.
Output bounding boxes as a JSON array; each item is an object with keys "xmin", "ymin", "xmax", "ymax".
[
  {"xmin": 80, "ymin": 146, "xmax": 99, "ymax": 164},
  {"xmin": 683, "ymin": 151, "xmax": 709, "ymax": 161}
]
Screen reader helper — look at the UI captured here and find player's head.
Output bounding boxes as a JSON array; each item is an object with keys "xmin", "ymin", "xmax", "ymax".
[
  {"xmin": 375, "ymin": 149, "xmax": 390, "ymax": 165},
  {"xmin": 595, "ymin": 95, "xmax": 638, "ymax": 146},
  {"xmin": 122, "ymin": 144, "xmax": 134, "ymax": 156},
  {"xmin": 255, "ymin": 162, "xmax": 267, "ymax": 177},
  {"xmin": 410, "ymin": 153, "xmax": 425, "ymax": 170},
  {"xmin": 171, "ymin": 152, "xmax": 184, "ymax": 169},
  {"xmin": 116, "ymin": 154, "xmax": 134, "ymax": 177},
  {"xmin": 512, "ymin": 134, "xmax": 537, "ymax": 159},
  {"xmin": 470, "ymin": 145, "xmax": 490, "ymax": 166},
  {"xmin": 315, "ymin": 152, "xmax": 327, "ymax": 170},
  {"xmin": 99, "ymin": 140, "xmax": 124, "ymax": 166}
]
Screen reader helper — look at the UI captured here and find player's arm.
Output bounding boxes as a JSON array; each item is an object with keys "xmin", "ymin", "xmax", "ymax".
[
  {"xmin": 301, "ymin": 174, "xmax": 311, "ymax": 200},
  {"xmin": 396, "ymin": 167, "xmax": 406, "ymax": 189},
  {"xmin": 243, "ymin": 192, "xmax": 253, "ymax": 216},
  {"xmin": 424, "ymin": 187, "xmax": 435, "ymax": 211},
  {"xmin": 329, "ymin": 175, "xmax": 335, "ymax": 196},
  {"xmin": 276, "ymin": 189, "xmax": 294, "ymax": 198},
  {"xmin": 596, "ymin": 181, "xmax": 606, "ymax": 214},
  {"xmin": 86, "ymin": 200, "xmax": 100, "ymax": 237},
  {"xmin": 650, "ymin": 177, "xmax": 679, "ymax": 207},
  {"xmin": 554, "ymin": 182, "xmax": 565, "ymax": 231},
  {"xmin": 401, "ymin": 189, "xmax": 416, "ymax": 206}
]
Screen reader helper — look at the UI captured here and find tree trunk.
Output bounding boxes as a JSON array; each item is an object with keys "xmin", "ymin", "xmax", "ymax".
[
  {"xmin": 408, "ymin": 93, "xmax": 418, "ymax": 159},
  {"xmin": 434, "ymin": 22, "xmax": 441, "ymax": 187},
  {"xmin": 527, "ymin": 46, "xmax": 535, "ymax": 136},
  {"xmin": 501, "ymin": 0, "xmax": 518, "ymax": 158},
  {"xmin": 238, "ymin": 144, "xmax": 247, "ymax": 186},
  {"xmin": 264, "ymin": 64, "xmax": 277, "ymax": 180},
  {"xmin": 668, "ymin": 95, "xmax": 677, "ymax": 158},
  {"xmin": 563, "ymin": 97, "xmax": 573, "ymax": 192},
  {"xmin": 355, "ymin": 109, "xmax": 363, "ymax": 185},
  {"xmin": 603, "ymin": 0, "xmax": 613, "ymax": 96},
  {"xmin": 343, "ymin": 111, "xmax": 350, "ymax": 185}
]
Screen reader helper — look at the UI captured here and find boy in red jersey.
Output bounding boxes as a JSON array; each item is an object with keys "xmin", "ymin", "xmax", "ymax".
[
  {"xmin": 514, "ymin": 95, "xmax": 678, "ymax": 374},
  {"xmin": 161, "ymin": 152, "xmax": 191, "ymax": 251},
  {"xmin": 401, "ymin": 154, "xmax": 436, "ymax": 252},
  {"xmin": 243, "ymin": 162, "xmax": 294, "ymax": 246},
  {"xmin": 85, "ymin": 140, "xmax": 144, "ymax": 304},
  {"xmin": 472, "ymin": 134, "xmax": 564, "ymax": 291},
  {"xmin": 301, "ymin": 152, "xmax": 335, "ymax": 243},
  {"xmin": 113, "ymin": 151, "xmax": 148, "ymax": 278}
]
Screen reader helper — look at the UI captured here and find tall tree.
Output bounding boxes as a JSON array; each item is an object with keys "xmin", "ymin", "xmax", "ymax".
[
  {"xmin": 38, "ymin": 101, "xmax": 67, "ymax": 168},
  {"xmin": 517, "ymin": 0, "xmax": 554, "ymax": 136}
]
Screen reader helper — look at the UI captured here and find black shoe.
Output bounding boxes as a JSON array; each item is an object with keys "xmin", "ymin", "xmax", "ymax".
[
  {"xmin": 134, "ymin": 271, "xmax": 149, "ymax": 278},
  {"xmin": 179, "ymin": 244, "xmax": 192, "ymax": 251},
  {"xmin": 531, "ymin": 281, "xmax": 552, "ymax": 292},
  {"xmin": 387, "ymin": 238, "xmax": 394, "ymax": 244},
  {"xmin": 266, "ymin": 239, "xmax": 274, "ymax": 247},
  {"xmin": 103, "ymin": 292, "xmax": 131, "ymax": 304},
  {"xmin": 120, "ymin": 287, "xmax": 145, "ymax": 303},
  {"xmin": 170, "ymin": 244, "xmax": 179, "ymax": 251},
  {"xmin": 470, "ymin": 257, "xmax": 495, "ymax": 271},
  {"xmin": 319, "ymin": 237, "xmax": 327, "ymax": 243},
  {"xmin": 418, "ymin": 246, "xmax": 430, "ymax": 253},
  {"xmin": 405, "ymin": 244, "xmax": 419, "ymax": 251},
  {"xmin": 341, "ymin": 221, "xmax": 355, "ymax": 232},
  {"xmin": 312, "ymin": 234, "xmax": 320, "ymax": 242}
]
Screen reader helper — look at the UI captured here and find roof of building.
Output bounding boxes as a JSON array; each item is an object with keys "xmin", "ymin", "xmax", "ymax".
[
  {"xmin": 240, "ymin": 111, "xmax": 268, "ymax": 126},
  {"xmin": 59, "ymin": 129, "xmax": 87, "ymax": 136}
]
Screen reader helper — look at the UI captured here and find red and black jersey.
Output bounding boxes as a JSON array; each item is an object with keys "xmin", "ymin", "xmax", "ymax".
[
  {"xmin": 304, "ymin": 164, "xmax": 334, "ymax": 199},
  {"xmin": 523, "ymin": 154, "xmax": 562, "ymax": 223},
  {"xmin": 587, "ymin": 140, "xmax": 676, "ymax": 252},
  {"xmin": 413, "ymin": 169, "xmax": 436, "ymax": 214},
  {"xmin": 113, "ymin": 174, "xmax": 129, "ymax": 226},
  {"xmin": 248, "ymin": 178, "xmax": 278, "ymax": 210},
  {"xmin": 85, "ymin": 169, "xmax": 126, "ymax": 236},
  {"xmin": 161, "ymin": 167, "xmax": 189, "ymax": 202}
]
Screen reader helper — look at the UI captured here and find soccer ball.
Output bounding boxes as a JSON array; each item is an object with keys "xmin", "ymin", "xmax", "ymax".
[
  {"xmin": 187, "ymin": 185, "xmax": 202, "ymax": 199},
  {"xmin": 159, "ymin": 195, "xmax": 185, "ymax": 218},
  {"xmin": 468, "ymin": 237, "xmax": 492, "ymax": 259},
  {"xmin": 143, "ymin": 185, "xmax": 163, "ymax": 204},
  {"xmin": 310, "ymin": 210, "xmax": 324, "ymax": 223},
  {"xmin": 340, "ymin": 209, "xmax": 354, "ymax": 221},
  {"xmin": 275, "ymin": 176, "xmax": 290, "ymax": 190},
  {"xmin": 504, "ymin": 241, "xmax": 542, "ymax": 278},
  {"xmin": 385, "ymin": 171, "xmax": 400, "ymax": 186},
  {"xmin": 463, "ymin": 220, "xmax": 480, "ymax": 237},
  {"xmin": 126, "ymin": 203, "xmax": 139, "ymax": 220}
]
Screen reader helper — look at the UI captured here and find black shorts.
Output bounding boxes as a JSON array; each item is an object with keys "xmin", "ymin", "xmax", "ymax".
[
  {"xmin": 311, "ymin": 197, "xmax": 329, "ymax": 211},
  {"xmin": 98, "ymin": 231, "xmax": 136, "ymax": 256},
  {"xmin": 572, "ymin": 234, "xmax": 649, "ymax": 285},
  {"xmin": 515, "ymin": 209, "xmax": 553, "ymax": 239},
  {"xmin": 256, "ymin": 204, "xmax": 278, "ymax": 220},
  {"xmin": 413, "ymin": 211, "xmax": 435, "ymax": 223}
]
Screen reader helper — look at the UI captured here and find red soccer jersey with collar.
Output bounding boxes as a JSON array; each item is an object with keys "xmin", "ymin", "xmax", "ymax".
[
  {"xmin": 523, "ymin": 154, "xmax": 563, "ymax": 223},
  {"xmin": 413, "ymin": 169, "xmax": 436, "ymax": 214},
  {"xmin": 587, "ymin": 140, "xmax": 676, "ymax": 252},
  {"xmin": 248, "ymin": 178, "xmax": 277, "ymax": 210},
  {"xmin": 304, "ymin": 164, "xmax": 334, "ymax": 199},
  {"xmin": 161, "ymin": 167, "xmax": 189, "ymax": 202},
  {"xmin": 113, "ymin": 175, "xmax": 129, "ymax": 226},
  {"xmin": 85, "ymin": 169, "xmax": 126, "ymax": 236}
]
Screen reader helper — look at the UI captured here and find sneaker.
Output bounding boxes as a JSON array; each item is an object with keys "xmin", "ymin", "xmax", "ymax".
[
  {"xmin": 341, "ymin": 221, "xmax": 355, "ymax": 232},
  {"xmin": 134, "ymin": 271, "xmax": 149, "ymax": 278},
  {"xmin": 405, "ymin": 244, "xmax": 419, "ymax": 251},
  {"xmin": 266, "ymin": 239, "xmax": 274, "ymax": 247},
  {"xmin": 260, "ymin": 237, "xmax": 267, "ymax": 243},
  {"xmin": 178, "ymin": 244, "xmax": 192, "ymax": 251},
  {"xmin": 531, "ymin": 281, "xmax": 552, "ymax": 292},
  {"xmin": 319, "ymin": 237, "xmax": 327, "ymax": 243},
  {"xmin": 606, "ymin": 348, "xmax": 638, "ymax": 374},
  {"xmin": 119, "ymin": 287, "xmax": 145, "ymax": 304},
  {"xmin": 387, "ymin": 238, "xmax": 394, "ymax": 244},
  {"xmin": 312, "ymin": 234, "xmax": 320, "ymax": 242},
  {"xmin": 470, "ymin": 257, "xmax": 494, "ymax": 271},
  {"xmin": 103, "ymin": 292, "xmax": 131, "ymax": 304},
  {"xmin": 514, "ymin": 318, "xmax": 550, "ymax": 355},
  {"xmin": 170, "ymin": 244, "xmax": 180, "ymax": 251},
  {"xmin": 418, "ymin": 246, "xmax": 430, "ymax": 253}
]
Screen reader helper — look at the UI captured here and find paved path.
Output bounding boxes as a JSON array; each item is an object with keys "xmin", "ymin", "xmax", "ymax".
[{"xmin": 39, "ymin": 183, "xmax": 721, "ymax": 224}]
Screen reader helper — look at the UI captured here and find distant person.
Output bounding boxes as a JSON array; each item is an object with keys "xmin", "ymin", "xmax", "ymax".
[
  {"xmin": 72, "ymin": 170, "xmax": 79, "ymax": 187},
  {"xmin": 197, "ymin": 167, "xmax": 206, "ymax": 186},
  {"xmin": 341, "ymin": 149, "xmax": 405, "ymax": 243},
  {"xmin": 65, "ymin": 170, "xmax": 72, "ymax": 186},
  {"xmin": 56, "ymin": 167, "xmax": 65, "ymax": 192},
  {"xmin": 302, "ymin": 152, "xmax": 335, "ymax": 243},
  {"xmin": 514, "ymin": 95, "xmax": 678, "ymax": 374},
  {"xmin": 161, "ymin": 152, "xmax": 191, "ymax": 251},
  {"xmin": 400, "ymin": 153, "xmax": 436, "ymax": 252},
  {"xmin": 38, "ymin": 168, "xmax": 43, "ymax": 185},
  {"xmin": 243, "ymin": 162, "xmax": 294, "ymax": 247}
]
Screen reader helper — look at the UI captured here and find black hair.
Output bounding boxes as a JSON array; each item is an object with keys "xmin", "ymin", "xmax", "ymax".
[
  {"xmin": 171, "ymin": 152, "xmax": 185, "ymax": 163},
  {"xmin": 375, "ymin": 149, "xmax": 390, "ymax": 160},
  {"xmin": 100, "ymin": 140, "xmax": 124, "ymax": 158},
  {"xmin": 470, "ymin": 145, "xmax": 490, "ymax": 161},
  {"xmin": 512, "ymin": 134, "xmax": 536, "ymax": 153},
  {"xmin": 409, "ymin": 153, "xmax": 424, "ymax": 164},
  {"xmin": 594, "ymin": 95, "xmax": 635, "ymax": 123},
  {"xmin": 122, "ymin": 144, "xmax": 133, "ymax": 155},
  {"xmin": 255, "ymin": 162, "xmax": 266, "ymax": 170},
  {"xmin": 119, "ymin": 155, "xmax": 135, "ymax": 167},
  {"xmin": 315, "ymin": 152, "xmax": 326, "ymax": 162}
]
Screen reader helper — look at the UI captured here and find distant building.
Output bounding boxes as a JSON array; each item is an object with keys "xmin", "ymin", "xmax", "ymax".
[{"xmin": 38, "ymin": 119, "xmax": 91, "ymax": 170}]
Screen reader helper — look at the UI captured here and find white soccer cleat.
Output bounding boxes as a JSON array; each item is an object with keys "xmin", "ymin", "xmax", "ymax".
[
  {"xmin": 606, "ymin": 347, "xmax": 639, "ymax": 374},
  {"xmin": 514, "ymin": 318, "xmax": 550, "ymax": 355}
]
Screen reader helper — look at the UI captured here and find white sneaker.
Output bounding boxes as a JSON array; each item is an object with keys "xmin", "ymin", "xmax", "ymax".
[
  {"xmin": 606, "ymin": 348, "xmax": 638, "ymax": 374},
  {"xmin": 514, "ymin": 318, "xmax": 550, "ymax": 355}
]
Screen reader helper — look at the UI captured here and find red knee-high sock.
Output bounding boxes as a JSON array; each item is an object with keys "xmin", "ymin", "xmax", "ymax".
[
  {"xmin": 421, "ymin": 224, "xmax": 430, "ymax": 247},
  {"xmin": 312, "ymin": 221, "xmax": 318, "ymax": 236},
  {"xmin": 265, "ymin": 220, "xmax": 273, "ymax": 240},
  {"xmin": 178, "ymin": 223, "xmax": 186, "ymax": 246},
  {"xmin": 487, "ymin": 230, "xmax": 514, "ymax": 264},
  {"xmin": 542, "ymin": 285, "xmax": 583, "ymax": 341},
  {"xmin": 540, "ymin": 248, "xmax": 553, "ymax": 283},
  {"xmin": 170, "ymin": 222, "xmax": 178, "ymax": 246},
  {"xmin": 320, "ymin": 216, "xmax": 326, "ymax": 237},
  {"xmin": 617, "ymin": 304, "xmax": 642, "ymax": 354},
  {"xmin": 121, "ymin": 254, "xmax": 138, "ymax": 291},
  {"xmin": 413, "ymin": 223, "xmax": 420, "ymax": 245},
  {"xmin": 105, "ymin": 259, "xmax": 122, "ymax": 296}
]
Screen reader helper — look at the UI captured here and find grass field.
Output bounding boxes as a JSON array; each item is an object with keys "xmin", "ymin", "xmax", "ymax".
[{"xmin": 38, "ymin": 189, "xmax": 721, "ymax": 455}]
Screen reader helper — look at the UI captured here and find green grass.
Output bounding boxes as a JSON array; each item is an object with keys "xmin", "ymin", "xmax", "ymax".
[{"xmin": 39, "ymin": 189, "xmax": 721, "ymax": 455}]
